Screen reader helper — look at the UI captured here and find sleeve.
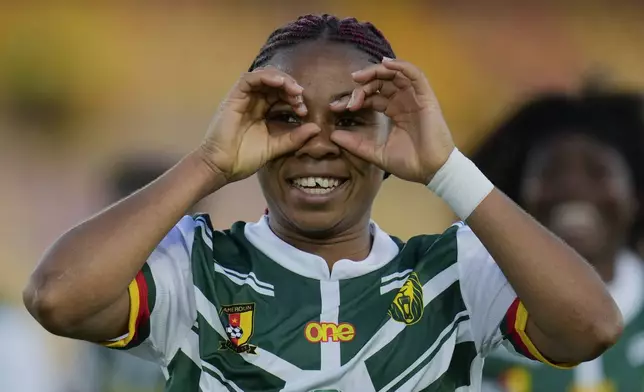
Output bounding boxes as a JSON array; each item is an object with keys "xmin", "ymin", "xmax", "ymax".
[
  {"xmin": 455, "ymin": 223, "xmax": 575, "ymax": 369},
  {"xmin": 101, "ymin": 215, "xmax": 198, "ymax": 366}
]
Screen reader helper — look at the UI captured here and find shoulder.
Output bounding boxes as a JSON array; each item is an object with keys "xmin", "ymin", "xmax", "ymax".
[
  {"xmin": 402, "ymin": 221, "xmax": 478, "ymax": 262},
  {"xmin": 189, "ymin": 213, "xmax": 259, "ymax": 272}
]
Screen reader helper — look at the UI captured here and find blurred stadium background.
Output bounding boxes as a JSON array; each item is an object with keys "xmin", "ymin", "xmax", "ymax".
[{"xmin": 3, "ymin": 1, "xmax": 644, "ymax": 391}]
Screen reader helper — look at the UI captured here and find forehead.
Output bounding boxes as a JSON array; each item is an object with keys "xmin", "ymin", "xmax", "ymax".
[
  {"xmin": 529, "ymin": 131, "xmax": 630, "ymax": 171},
  {"xmin": 268, "ymin": 41, "xmax": 376, "ymax": 98}
]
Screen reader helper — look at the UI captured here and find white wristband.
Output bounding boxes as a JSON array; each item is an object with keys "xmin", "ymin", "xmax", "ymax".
[{"xmin": 427, "ymin": 148, "xmax": 494, "ymax": 220}]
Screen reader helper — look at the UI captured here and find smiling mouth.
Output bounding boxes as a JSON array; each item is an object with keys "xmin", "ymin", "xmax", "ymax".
[{"xmin": 289, "ymin": 176, "xmax": 348, "ymax": 195}]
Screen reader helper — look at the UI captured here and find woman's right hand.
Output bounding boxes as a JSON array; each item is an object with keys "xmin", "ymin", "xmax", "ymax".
[{"xmin": 199, "ymin": 67, "xmax": 321, "ymax": 183}]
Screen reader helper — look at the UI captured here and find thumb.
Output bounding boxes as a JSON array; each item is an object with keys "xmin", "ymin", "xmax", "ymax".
[
  {"xmin": 331, "ymin": 130, "xmax": 382, "ymax": 165},
  {"xmin": 267, "ymin": 123, "xmax": 321, "ymax": 158}
]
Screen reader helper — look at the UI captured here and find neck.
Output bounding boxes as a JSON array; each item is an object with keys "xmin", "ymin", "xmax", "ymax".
[{"xmin": 267, "ymin": 215, "xmax": 373, "ymax": 270}]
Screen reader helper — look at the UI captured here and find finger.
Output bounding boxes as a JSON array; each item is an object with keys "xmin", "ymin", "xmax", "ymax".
[
  {"xmin": 351, "ymin": 63, "xmax": 398, "ymax": 83},
  {"xmin": 351, "ymin": 63, "xmax": 412, "ymax": 92},
  {"xmin": 381, "ymin": 59, "xmax": 423, "ymax": 82},
  {"xmin": 346, "ymin": 80, "xmax": 397, "ymax": 111},
  {"xmin": 236, "ymin": 69, "xmax": 305, "ymax": 98},
  {"xmin": 237, "ymin": 70, "xmax": 307, "ymax": 116},
  {"xmin": 329, "ymin": 95, "xmax": 352, "ymax": 112},
  {"xmin": 330, "ymin": 130, "xmax": 384, "ymax": 167},
  {"xmin": 359, "ymin": 95, "xmax": 390, "ymax": 113},
  {"xmin": 358, "ymin": 79, "xmax": 398, "ymax": 98},
  {"xmin": 267, "ymin": 123, "xmax": 321, "ymax": 158},
  {"xmin": 381, "ymin": 59, "xmax": 433, "ymax": 97},
  {"xmin": 254, "ymin": 67, "xmax": 304, "ymax": 97},
  {"xmin": 267, "ymin": 90, "xmax": 308, "ymax": 116}
]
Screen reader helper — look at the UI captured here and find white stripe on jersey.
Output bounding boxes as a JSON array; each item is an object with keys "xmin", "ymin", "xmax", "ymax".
[
  {"xmin": 214, "ymin": 264, "xmax": 275, "ymax": 297},
  {"xmin": 381, "ymin": 269, "xmax": 413, "ymax": 284},
  {"xmin": 217, "ymin": 264, "xmax": 274, "ymax": 290},
  {"xmin": 362, "ymin": 263, "xmax": 460, "ymax": 361},
  {"xmin": 379, "ymin": 311, "xmax": 467, "ymax": 392},
  {"xmin": 201, "ymin": 361, "xmax": 244, "ymax": 391},
  {"xmin": 319, "ymin": 280, "xmax": 341, "ymax": 370},
  {"xmin": 380, "ymin": 269, "xmax": 413, "ymax": 295},
  {"xmin": 195, "ymin": 219, "xmax": 213, "ymax": 249},
  {"xmin": 193, "ymin": 286, "xmax": 303, "ymax": 383}
]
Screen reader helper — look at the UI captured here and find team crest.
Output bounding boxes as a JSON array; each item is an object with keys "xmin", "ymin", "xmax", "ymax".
[
  {"xmin": 219, "ymin": 303, "xmax": 257, "ymax": 354},
  {"xmin": 388, "ymin": 272, "xmax": 423, "ymax": 325}
]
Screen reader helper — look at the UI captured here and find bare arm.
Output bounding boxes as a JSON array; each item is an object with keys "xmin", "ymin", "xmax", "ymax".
[
  {"xmin": 332, "ymin": 58, "xmax": 622, "ymax": 364},
  {"xmin": 467, "ymin": 189, "xmax": 623, "ymax": 363},
  {"xmin": 24, "ymin": 68, "xmax": 317, "ymax": 344},
  {"xmin": 23, "ymin": 150, "xmax": 224, "ymax": 341}
]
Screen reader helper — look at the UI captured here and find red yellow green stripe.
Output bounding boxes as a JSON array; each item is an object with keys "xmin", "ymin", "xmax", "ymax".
[
  {"xmin": 102, "ymin": 265, "xmax": 154, "ymax": 349},
  {"xmin": 501, "ymin": 298, "xmax": 577, "ymax": 369}
]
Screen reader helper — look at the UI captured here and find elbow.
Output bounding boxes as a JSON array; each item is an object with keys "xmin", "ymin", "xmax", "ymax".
[
  {"xmin": 23, "ymin": 279, "xmax": 78, "ymax": 337},
  {"xmin": 583, "ymin": 307, "xmax": 624, "ymax": 361}
]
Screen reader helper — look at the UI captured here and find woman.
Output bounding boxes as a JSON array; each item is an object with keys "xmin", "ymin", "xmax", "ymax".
[
  {"xmin": 24, "ymin": 15, "xmax": 621, "ymax": 392},
  {"xmin": 473, "ymin": 92, "xmax": 644, "ymax": 391}
]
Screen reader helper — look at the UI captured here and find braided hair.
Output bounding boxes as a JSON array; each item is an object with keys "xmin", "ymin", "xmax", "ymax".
[{"xmin": 249, "ymin": 14, "xmax": 395, "ymax": 71}]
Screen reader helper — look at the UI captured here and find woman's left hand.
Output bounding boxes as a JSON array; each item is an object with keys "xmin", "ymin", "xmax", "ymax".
[{"xmin": 330, "ymin": 58, "xmax": 455, "ymax": 185}]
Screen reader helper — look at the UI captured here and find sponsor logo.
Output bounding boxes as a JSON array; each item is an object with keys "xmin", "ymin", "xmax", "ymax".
[
  {"xmin": 304, "ymin": 322, "xmax": 355, "ymax": 343},
  {"xmin": 388, "ymin": 272, "xmax": 423, "ymax": 325},
  {"xmin": 219, "ymin": 303, "xmax": 257, "ymax": 354}
]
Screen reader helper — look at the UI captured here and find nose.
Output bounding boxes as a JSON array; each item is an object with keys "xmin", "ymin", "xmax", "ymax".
[
  {"xmin": 294, "ymin": 123, "xmax": 341, "ymax": 160},
  {"xmin": 553, "ymin": 165, "xmax": 596, "ymax": 200}
]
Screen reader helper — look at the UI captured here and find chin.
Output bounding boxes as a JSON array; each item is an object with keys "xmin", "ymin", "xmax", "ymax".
[{"xmin": 286, "ymin": 210, "xmax": 348, "ymax": 239}]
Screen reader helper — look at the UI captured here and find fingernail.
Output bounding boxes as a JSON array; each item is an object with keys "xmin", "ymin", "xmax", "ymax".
[
  {"xmin": 294, "ymin": 83, "xmax": 304, "ymax": 92},
  {"xmin": 382, "ymin": 56, "xmax": 394, "ymax": 62},
  {"xmin": 347, "ymin": 94, "xmax": 355, "ymax": 109},
  {"xmin": 297, "ymin": 103, "xmax": 307, "ymax": 113},
  {"xmin": 294, "ymin": 95, "xmax": 303, "ymax": 104},
  {"xmin": 351, "ymin": 71, "xmax": 360, "ymax": 78}
]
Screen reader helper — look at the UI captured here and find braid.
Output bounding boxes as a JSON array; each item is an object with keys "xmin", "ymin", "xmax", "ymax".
[{"xmin": 249, "ymin": 14, "xmax": 395, "ymax": 71}]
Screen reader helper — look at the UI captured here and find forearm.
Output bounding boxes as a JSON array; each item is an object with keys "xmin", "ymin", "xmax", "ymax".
[
  {"xmin": 24, "ymin": 149, "xmax": 225, "ymax": 332},
  {"xmin": 466, "ymin": 189, "xmax": 622, "ymax": 360}
]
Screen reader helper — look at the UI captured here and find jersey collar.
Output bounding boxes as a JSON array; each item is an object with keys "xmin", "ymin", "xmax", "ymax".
[{"xmin": 244, "ymin": 215, "xmax": 400, "ymax": 281}]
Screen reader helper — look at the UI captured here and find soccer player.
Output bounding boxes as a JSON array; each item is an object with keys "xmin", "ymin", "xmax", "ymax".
[
  {"xmin": 473, "ymin": 92, "xmax": 644, "ymax": 391},
  {"xmin": 24, "ymin": 15, "xmax": 622, "ymax": 391}
]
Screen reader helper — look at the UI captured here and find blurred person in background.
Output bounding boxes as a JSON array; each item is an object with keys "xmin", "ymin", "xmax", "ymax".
[
  {"xmin": 473, "ymin": 91, "xmax": 644, "ymax": 391},
  {"xmin": 0, "ymin": 303, "xmax": 61, "ymax": 391},
  {"xmin": 24, "ymin": 14, "xmax": 623, "ymax": 391},
  {"xmin": 65, "ymin": 157, "xmax": 176, "ymax": 392}
]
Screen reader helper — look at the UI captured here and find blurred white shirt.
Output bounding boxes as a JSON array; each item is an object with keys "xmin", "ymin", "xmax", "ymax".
[{"xmin": 0, "ymin": 305, "xmax": 61, "ymax": 392}]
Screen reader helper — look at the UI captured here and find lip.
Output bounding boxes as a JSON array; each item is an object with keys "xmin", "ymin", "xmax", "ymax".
[{"xmin": 286, "ymin": 179, "xmax": 350, "ymax": 204}]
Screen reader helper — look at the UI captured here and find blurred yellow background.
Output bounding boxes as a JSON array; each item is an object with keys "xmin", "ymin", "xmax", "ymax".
[{"xmin": 2, "ymin": 0, "xmax": 644, "ymax": 384}]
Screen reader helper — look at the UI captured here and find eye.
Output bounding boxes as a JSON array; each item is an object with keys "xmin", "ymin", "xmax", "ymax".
[
  {"xmin": 336, "ymin": 117, "xmax": 364, "ymax": 128},
  {"xmin": 266, "ymin": 111, "xmax": 301, "ymax": 125}
]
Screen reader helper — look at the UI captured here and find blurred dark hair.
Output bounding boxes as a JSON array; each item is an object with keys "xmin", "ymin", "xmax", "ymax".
[
  {"xmin": 108, "ymin": 157, "xmax": 175, "ymax": 201},
  {"xmin": 471, "ymin": 91, "xmax": 644, "ymax": 247}
]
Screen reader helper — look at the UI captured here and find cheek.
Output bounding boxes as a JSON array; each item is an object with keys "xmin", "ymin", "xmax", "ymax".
[
  {"xmin": 519, "ymin": 177, "xmax": 545, "ymax": 210},
  {"xmin": 604, "ymin": 180, "xmax": 636, "ymax": 221},
  {"xmin": 257, "ymin": 165, "xmax": 281, "ymax": 197}
]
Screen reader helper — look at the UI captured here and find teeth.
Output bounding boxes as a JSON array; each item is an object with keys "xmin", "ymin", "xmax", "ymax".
[
  {"xmin": 292, "ymin": 177, "xmax": 342, "ymax": 189},
  {"xmin": 549, "ymin": 201, "xmax": 602, "ymax": 234}
]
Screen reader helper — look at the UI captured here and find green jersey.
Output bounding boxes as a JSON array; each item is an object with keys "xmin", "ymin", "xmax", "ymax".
[
  {"xmin": 482, "ymin": 251, "xmax": 644, "ymax": 392},
  {"xmin": 104, "ymin": 214, "xmax": 549, "ymax": 391}
]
